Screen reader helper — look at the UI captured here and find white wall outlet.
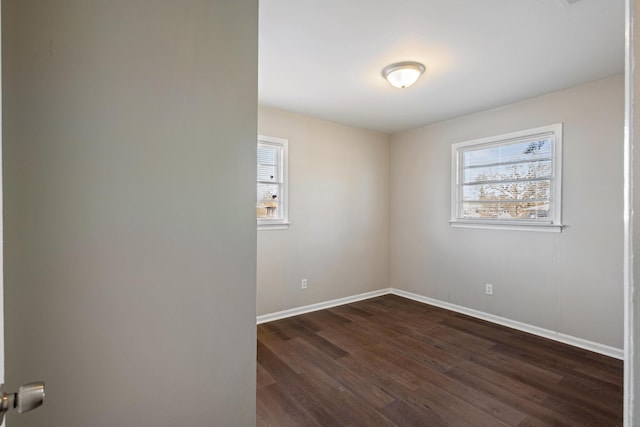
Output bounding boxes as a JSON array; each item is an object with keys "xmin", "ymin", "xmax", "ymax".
[
  {"xmin": 485, "ymin": 284, "xmax": 493, "ymax": 295},
  {"xmin": 301, "ymin": 279, "xmax": 308, "ymax": 290}
]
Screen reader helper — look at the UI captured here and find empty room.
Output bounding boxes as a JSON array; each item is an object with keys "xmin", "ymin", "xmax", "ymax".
[
  {"xmin": 256, "ymin": 0, "xmax": 626, "ymax": 425},
  {"xmin": 6, "ymin": 0, "xmax": 640, "ymax": 426}
]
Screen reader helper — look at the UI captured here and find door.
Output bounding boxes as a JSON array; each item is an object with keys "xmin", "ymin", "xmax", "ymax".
[
  {"xmin": 2, "ymin": 1, "xmax": 258, "ymax": 426},
  {"xmin": 0, "ymin": 2, "xmax": 46, "ymax": 425}
]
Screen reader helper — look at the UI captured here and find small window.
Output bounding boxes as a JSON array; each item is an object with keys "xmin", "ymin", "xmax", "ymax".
[
  {"xmin": 450, "ymin": 124, "xmax": 563, "ymax": 232},
  {"xmin": 257, "ymin": 135, "xmax": 288, "ymax": 229}
]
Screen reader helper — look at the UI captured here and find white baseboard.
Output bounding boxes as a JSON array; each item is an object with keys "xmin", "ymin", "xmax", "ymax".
[
  {"xmin": 390, "ymin": 289, "xmax": 624, "ymax": 360},
  {"xmin": 256, "ymin": 287, "xmax": 624, "ymax": 360},
  {"xmin": 256, "ymin": 288, "xmax": 392, "ymax": 324}
]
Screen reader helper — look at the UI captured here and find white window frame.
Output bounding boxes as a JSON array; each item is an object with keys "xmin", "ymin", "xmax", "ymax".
[
  {"xmin": 257, "ymin": 135, "xmax": 289, "ymax": 230},
  {"xmin": 450, "ymin": 123, "xmax": 564, "ymax": 232}
]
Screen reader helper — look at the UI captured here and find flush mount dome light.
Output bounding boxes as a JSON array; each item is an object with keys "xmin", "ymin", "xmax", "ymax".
[{"xmin": 382, "ymin": 61, "xmax": 425, "ymax": 89}]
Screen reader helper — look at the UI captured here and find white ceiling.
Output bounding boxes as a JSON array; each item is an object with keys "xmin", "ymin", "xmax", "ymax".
[{"xmin": 258, "ymin": 0, "xmax": 624, "ymax": 134}]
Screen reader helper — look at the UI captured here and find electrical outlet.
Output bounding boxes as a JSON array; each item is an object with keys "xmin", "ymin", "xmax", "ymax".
[
  {"xmin": 485, "ymin": 284, "xmax": 493, "ymax": 295},
  {"xmin": 301, "ymin": 279, "xmax": 308, "ymax": 290}
]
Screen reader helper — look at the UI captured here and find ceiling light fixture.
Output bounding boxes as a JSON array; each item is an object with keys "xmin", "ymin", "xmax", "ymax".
[{"xmin": 382, "ymin": 61, "xmax": 425, "ymax": 89}]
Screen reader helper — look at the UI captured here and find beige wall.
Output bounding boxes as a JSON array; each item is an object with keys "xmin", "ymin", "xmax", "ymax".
[
  {"xmin": 257, "ymin": 107, "xmax": 390, "ymax": 315},
  {"xmin": 390, "ymin": 75, "xmax": 624, "ymax": 349},
  {"xmin": 3, "ymin": 1, "xmax": 257, "ymax": 426}
]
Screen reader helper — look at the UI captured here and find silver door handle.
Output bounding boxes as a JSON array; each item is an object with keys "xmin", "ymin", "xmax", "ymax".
[{"xmin": 0, "ymin": 382, "xmax": 45, "ymax": 422}]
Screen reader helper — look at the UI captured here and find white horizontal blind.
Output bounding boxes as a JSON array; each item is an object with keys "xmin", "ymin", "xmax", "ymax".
[{"xmin": 452, "ymin": 124, "xmax": 563, "ymax": 228}]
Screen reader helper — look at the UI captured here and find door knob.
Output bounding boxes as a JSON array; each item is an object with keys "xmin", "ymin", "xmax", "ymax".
[{"xmin": 0, "ymin": 382, "xmax": 45, "ymax": 422}]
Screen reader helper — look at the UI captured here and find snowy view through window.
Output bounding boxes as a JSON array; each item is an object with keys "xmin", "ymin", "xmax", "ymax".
[{"xmin": 460, "ymin": 136, "xmax": 554, "ymax": 222}]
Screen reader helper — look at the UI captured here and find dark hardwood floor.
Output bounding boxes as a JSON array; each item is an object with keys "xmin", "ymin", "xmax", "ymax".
[{"xmin": 256, "ymin": 295, "xmax": 623, "ymax": 426}]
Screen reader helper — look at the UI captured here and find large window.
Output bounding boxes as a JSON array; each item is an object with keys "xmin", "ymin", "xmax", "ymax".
[
  {"xmin": 257, "ymin": 135, "xmax": 288, "ymax": 229},
  {"xmin": 451, "ymin": 124, "xmax": 563, "ymax": 232}
]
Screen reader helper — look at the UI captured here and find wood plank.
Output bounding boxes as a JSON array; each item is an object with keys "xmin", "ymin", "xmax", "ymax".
[
  {"xmin": 256, "ymin": 362, "xmax": 276, "ymax": 390},
  {"xmin": 257, "ymin": 383, "xmax": 321, "ymax": 427},
  {"xmin": 256, "ymin": 294, "xmax": 623, "ymax": 426},
  {"xmin": 257, "ymin": 341, "xmax": 344, "ymax": 425}
]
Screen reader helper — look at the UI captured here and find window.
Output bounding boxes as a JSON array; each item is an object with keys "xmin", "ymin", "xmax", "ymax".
[
  {"xmin": 257, "ymin": 135, "xmax": 288, "ymax": 229},
  {"xmin": 450, "ymin": 123, "xmax": 563, "ymax": 232}
]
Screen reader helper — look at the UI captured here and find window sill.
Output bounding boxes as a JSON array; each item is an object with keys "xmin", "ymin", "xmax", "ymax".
[
  {"xmin": 449, "ymin": 220, "xmax": 564, "ymax": 233},
  {"xmin": 257, "ymin": 222, "xmax": 290, "ymax": 231}
]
